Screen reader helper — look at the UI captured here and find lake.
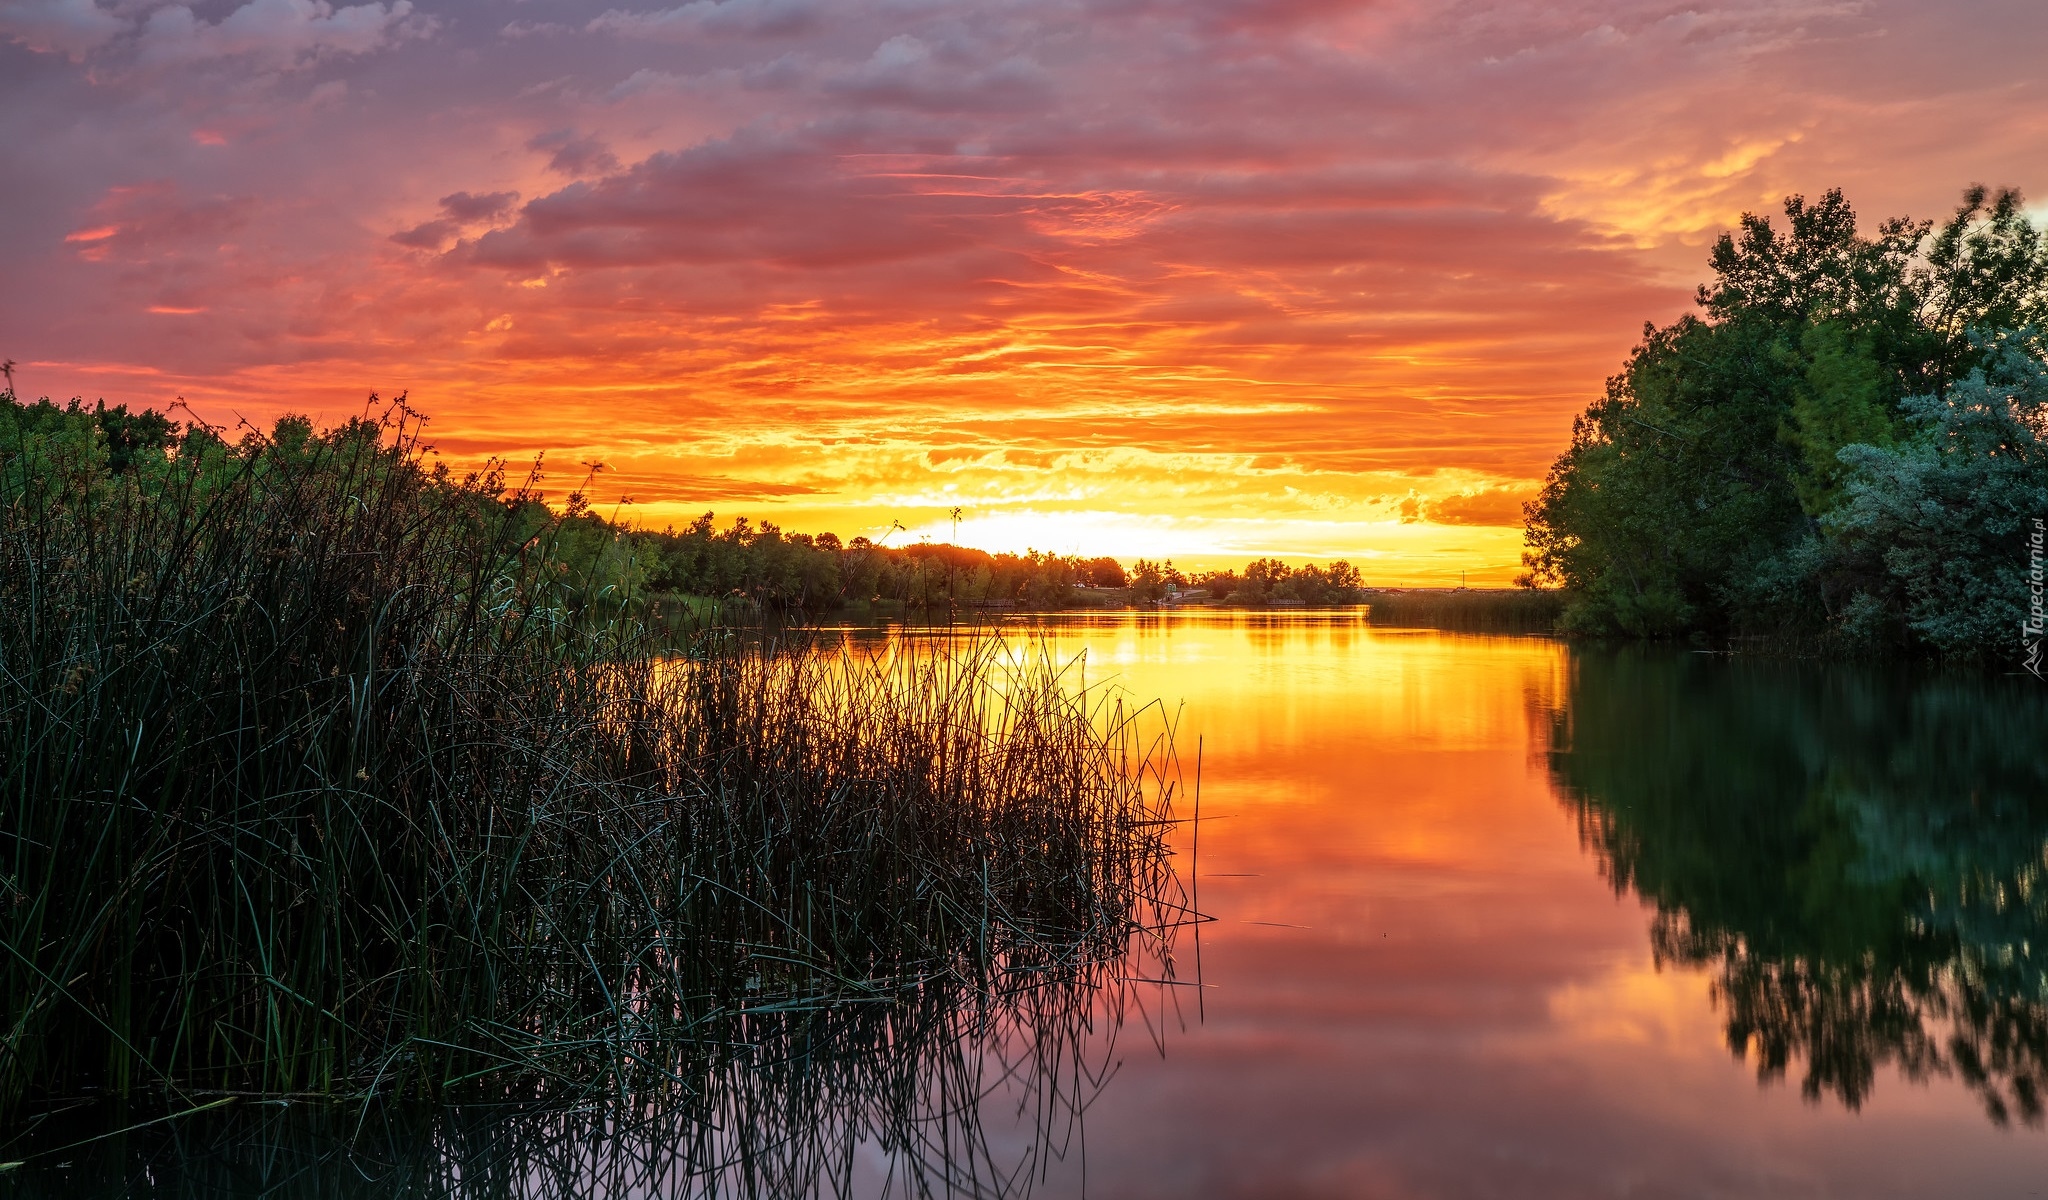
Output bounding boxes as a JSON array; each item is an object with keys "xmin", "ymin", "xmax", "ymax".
[
  {"xmin": 968, "ymin": 611, "xmax": 2048, "ymax": 1198},
  {"xmin": 20, "ymin": 611, "xmax": 2048, "ymax": 1197}
]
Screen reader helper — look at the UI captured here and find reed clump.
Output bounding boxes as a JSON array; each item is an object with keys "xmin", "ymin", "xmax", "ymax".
[
  {"xmin": 1361, "ymin": 588, "xmax": 1564, "ymax": 632},
  {"xmin": 0, "ymin": 395, "xmax": 1186, "ymax": 1121}
]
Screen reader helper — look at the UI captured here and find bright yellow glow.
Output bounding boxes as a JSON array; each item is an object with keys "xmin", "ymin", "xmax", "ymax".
[{"xmin": 21, "ymin": 0, "xmax": 2038, "ymax": 580}]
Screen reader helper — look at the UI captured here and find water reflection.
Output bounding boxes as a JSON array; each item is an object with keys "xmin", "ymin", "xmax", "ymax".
[
  {"xmin": 11, "ymin": 946, "xmax": 1191, "ymax": 1199},
  {"xmin": 1549, "ymin": 650, "xmax": 2048, "ymax": 1125},
  {"xmin": 16, "ymin": 617, "xmax": 2048, "ymax": 1199},
  {"xmin": 8, "ymin": 627, "xmax": 1196, "ymax": 1198}
]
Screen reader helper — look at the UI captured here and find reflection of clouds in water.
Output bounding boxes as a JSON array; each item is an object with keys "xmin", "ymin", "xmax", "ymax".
[
  {"xmin": 1544, "ymin": 955, "xmax": 1723, "ymax": 1055},
  {"xmin": 1037, "ymin": 619, "xmax": 2048, "ymax": 1198},
  {"xmin": 36, "ymin": 621, "xmax": 2048, "ymax": 1196}
]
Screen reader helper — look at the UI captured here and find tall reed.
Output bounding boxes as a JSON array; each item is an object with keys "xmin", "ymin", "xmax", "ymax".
[
  {"xmin": 0, "ymin": 398, "xmax": 1187, "ymax": 1119},
  {"xmin": 1361, "ymin": 588, "xmax": 1564, "ymax": 632}
]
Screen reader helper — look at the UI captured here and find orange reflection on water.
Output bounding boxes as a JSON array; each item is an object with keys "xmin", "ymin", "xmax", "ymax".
[
  {"xmin": 1022, "ymin": 612, "xmax": 1580, "ymax": 934},
  {"xmin": 917, "ymin": 611, "xmax": 2048, "ymax": 1199}
]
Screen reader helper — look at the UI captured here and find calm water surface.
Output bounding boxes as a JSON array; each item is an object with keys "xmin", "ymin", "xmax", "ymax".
[
  {"xmin": 23, "ymin": 612, "xmax": 2048, "ymax": 1198},
  {"xmin": 966, "ymin": 611, "xmax": 2048, "ymax": 1198}
]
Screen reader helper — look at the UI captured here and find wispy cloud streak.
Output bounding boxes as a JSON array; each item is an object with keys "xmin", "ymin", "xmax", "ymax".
[{"xmin": 1, "ymin": 0, "xmax": 2042, "ymax": 579}]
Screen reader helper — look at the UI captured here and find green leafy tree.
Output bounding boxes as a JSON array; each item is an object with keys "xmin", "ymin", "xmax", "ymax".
[
  {"xmin": 1082, "ymin": 556, "xmax": 1127, "ymax": 587},
  {"xmin": 1522, "ymin": 314, "xmax": 1809, "ymax": 634},
  {"xmin": 1825, "ymin": 337, "xmax": 2048, "ymax": 657},
  {"xmin": 1782, "ymin": 321, "xmax": 1896, "ymax": 515},
  {"xmin": 1525, "ymin": 185, "xmax": 2048, "ymax": 650},
  {"xmin": 1129, "ymin": 558, "xmax": 1166, "ymax": 602}
]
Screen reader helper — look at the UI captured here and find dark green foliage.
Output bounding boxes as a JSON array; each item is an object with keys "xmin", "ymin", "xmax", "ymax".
[
  {"xmin": 1826, "ymin": 339, "xmax": 2048, "ymax": 653},
  {"xmin": 622, "ymin": 515, "xmax": 1369, "ymax": 613},
  {"xmin": 1523, "ymin": 313, "xmax": 1811, "ymax": 635},
  {"xmin": 0, "ymin": 396, "xmax": 178, "ymax": 476},
  {"xmin": 0, "ymin": 394, "xmax": 1187, "ymax": 1121},
  {"xmin": 1784, "ymin": 321, "xmax": 1895, "ymax": 515},
  {"xmin": 1523, "ymin": 185, "xmax": 2048, "ymax": 658},
  {"xmin": 1549, "ymin": 649, "xmax": 2048, "ymax": 1124},
  {"xmin": 627, "ymin": 518, "xmax": 1124, "ymax": 613},
  {"xmin": 638, "ymin": 513, "xmax": 843, "ymax": 610}
]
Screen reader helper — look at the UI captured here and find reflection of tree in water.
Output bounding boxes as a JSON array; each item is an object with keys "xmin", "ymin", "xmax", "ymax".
[
  {"xmin": 1548, "ymin": 650, "xmax": 2048, "ymax": 1125},
  {"xmin": 26, "ymin": 932, "xmax": 1191, "ymax": 1199}
]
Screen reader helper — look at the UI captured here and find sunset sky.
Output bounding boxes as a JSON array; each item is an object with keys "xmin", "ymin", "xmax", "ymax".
[{"xmin": 4, "ymin": 0, "xmax": 2044, "ymax": 581}]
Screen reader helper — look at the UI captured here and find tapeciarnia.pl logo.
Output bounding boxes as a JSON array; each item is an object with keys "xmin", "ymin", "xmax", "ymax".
[{"xmin": 2027, "ymin": 516, "xmax": 2045, "ymax": 679}]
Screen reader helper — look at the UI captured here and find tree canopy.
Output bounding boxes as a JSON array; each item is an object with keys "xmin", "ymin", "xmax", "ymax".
[{"xmin": 1522, "ymin": 186, "xmax": 2048, "ymax": 659}]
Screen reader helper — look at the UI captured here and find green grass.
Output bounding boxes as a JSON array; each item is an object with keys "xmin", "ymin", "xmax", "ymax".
[{"xmin": 0, "ymin": 399, "xmax": 1190, "ymax": 1122}]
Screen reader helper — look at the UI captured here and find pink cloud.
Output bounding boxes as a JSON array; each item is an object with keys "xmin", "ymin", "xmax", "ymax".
[
  {"xmin": 65, "ymin": 181, "xmax": 251, "ymax": 264},
  {"xmin": 0, "ymin": 0, "xmax": 120, "ymax": 58},
  {"xmin": 2, "ymin": 0, "xmax": 2044, "ymax": 571},
  {"xmin": 136, "ymin": 0, "xmax": 432, "ymax": 70},
  {"xmin": 585, "ymin": 0, "xmax": 820, "ymax": 42}
]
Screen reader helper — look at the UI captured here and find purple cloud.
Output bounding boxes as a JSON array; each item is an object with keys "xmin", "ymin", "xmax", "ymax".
[{"xmin": 1, "ymin": 0, "xmax": 2043, "ymax": 564}]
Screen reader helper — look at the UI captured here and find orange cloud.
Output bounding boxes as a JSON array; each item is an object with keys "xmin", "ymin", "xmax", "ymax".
[{"xmin": 3, "ymin": 0, "xmax": 2044, "ymax": 581}]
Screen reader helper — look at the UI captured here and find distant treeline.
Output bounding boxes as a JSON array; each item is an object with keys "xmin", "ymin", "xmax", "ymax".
[
  {"xmin": 0, "ymin": 389, "xmax": 1370, "ymax": 614},
  {"xmin": 1523, "ymin": 185, "xmax": 2048, "ymax": 661},
  {"xmin": 481, "ymin": 501, "xmax": 1371, "ymax": 612}
]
